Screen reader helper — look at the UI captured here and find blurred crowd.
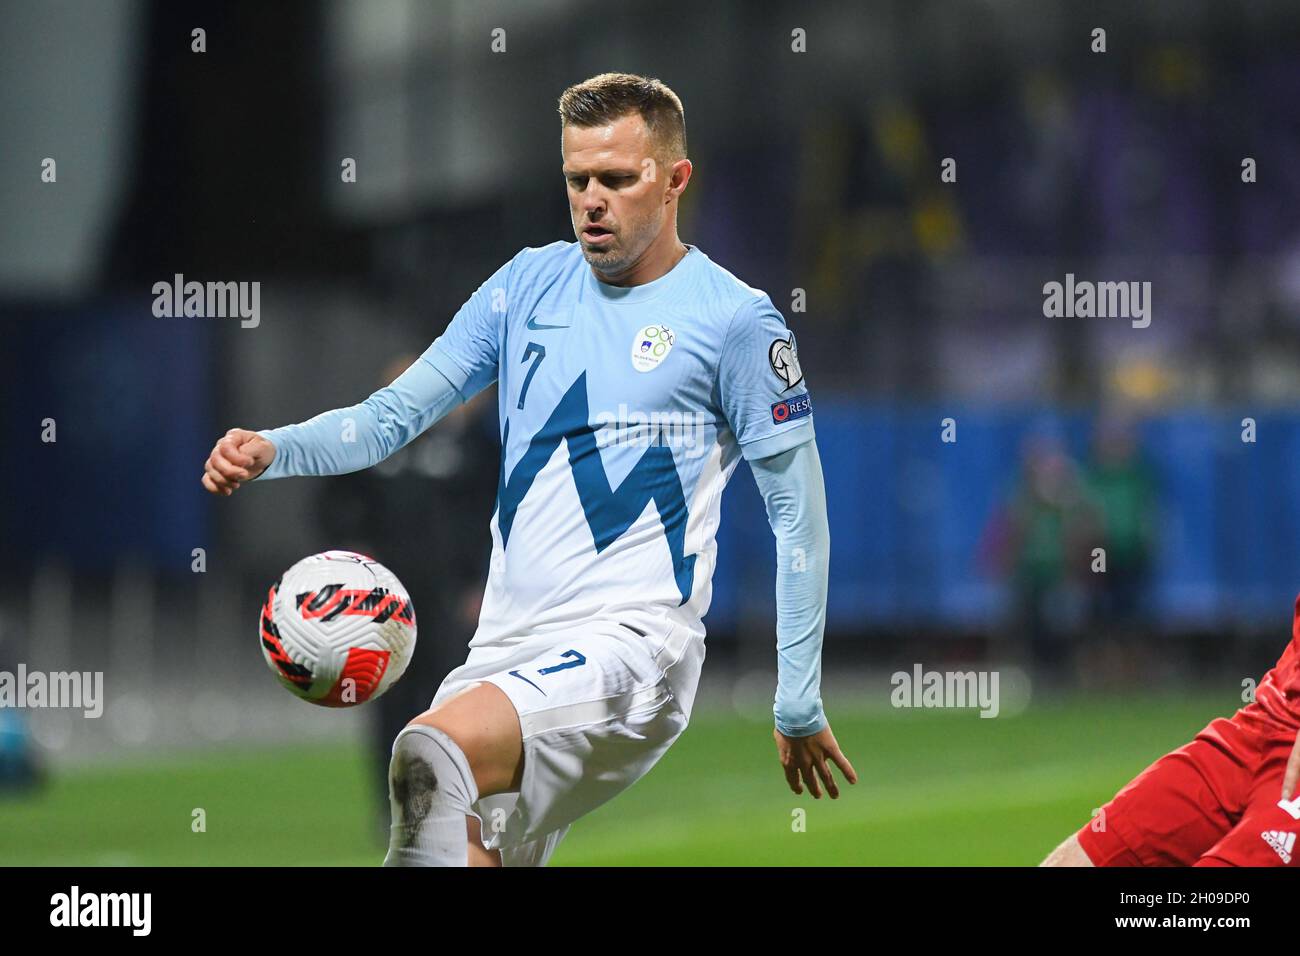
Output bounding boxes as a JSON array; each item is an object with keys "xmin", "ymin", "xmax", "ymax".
[{"xmin": 982, "ymin": 418, "xmax": 1158, "ymax": 681}]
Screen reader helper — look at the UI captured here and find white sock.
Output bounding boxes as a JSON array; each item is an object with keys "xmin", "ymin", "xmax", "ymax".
[{"xmin": 383, "ymin": 724, "xmax": 478, "ymax": 867}]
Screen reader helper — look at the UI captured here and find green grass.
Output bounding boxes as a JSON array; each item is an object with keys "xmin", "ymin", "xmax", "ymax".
[{"xmin": 0, "ymin": 692, "xmax": 1237, "ymax": 866}]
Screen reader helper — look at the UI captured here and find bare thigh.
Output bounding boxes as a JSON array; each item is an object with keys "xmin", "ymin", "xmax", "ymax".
[{"xmin": 407, "ymin": 680, "xmax": 525, "ymax": 799}]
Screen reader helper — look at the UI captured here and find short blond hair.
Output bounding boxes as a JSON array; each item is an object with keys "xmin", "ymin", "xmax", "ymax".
[{"xmin": 558, "ymin": 72, "xmax": 687, "ymax": 161}]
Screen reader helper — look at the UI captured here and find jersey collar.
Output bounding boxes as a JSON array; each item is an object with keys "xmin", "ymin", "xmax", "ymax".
[{"xmin": 584, "ymin": 244, "xmax": 699, "ymax": 305}]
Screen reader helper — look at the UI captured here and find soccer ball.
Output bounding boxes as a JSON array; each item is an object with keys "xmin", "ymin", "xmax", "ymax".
[{"xmin": 259, "ymin": 550, "xmax": 417, "ymax": 707}]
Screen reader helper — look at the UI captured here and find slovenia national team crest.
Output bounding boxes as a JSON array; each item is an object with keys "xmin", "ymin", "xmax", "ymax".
[{"xmin": 631, "ymin": 324, "xmax": 676, "ymax": 372}]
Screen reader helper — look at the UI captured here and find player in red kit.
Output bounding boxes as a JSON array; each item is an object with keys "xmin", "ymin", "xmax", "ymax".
[{"xmin": 1042, "ymin": 594, "xmax": 1300, "ymax": 867}]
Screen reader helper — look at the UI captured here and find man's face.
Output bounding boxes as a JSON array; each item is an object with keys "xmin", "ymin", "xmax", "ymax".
[{"xmin": 562, "ymin": 113, "xmax": 677, "ymax": 278}]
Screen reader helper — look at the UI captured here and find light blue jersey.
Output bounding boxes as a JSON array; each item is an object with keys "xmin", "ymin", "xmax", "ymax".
[
  {"xmin": 424, "ymin": 242, "xmax": 814, "ymax": 645},
  {"xmin": 257, "ymin": 240, "xmax": 828, "ymax": 735}
]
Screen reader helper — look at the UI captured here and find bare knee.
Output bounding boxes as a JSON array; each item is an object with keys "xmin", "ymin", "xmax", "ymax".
[
  {"xmin": 407, "ymin": 682, "xmax": 524, "ymax": 798},
  {"xmin": 1041, "ymin": 833, "xmax": 1095, "ymax": 867}
]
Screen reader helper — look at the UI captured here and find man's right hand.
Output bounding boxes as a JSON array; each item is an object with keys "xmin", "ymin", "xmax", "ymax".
[{"xmin": 202, "ymin": 428, "xmax": 276, "ymax": 496}]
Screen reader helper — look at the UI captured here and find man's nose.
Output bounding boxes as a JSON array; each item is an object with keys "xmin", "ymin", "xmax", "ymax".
[{"xmin": 578, "ymin": 183, "xmax": 607, "ymax": 215}]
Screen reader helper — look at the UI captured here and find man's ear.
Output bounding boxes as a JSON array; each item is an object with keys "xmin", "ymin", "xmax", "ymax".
[{"xmin": 668, "ymin": 159, "xmax": 693, "ymax": 201}]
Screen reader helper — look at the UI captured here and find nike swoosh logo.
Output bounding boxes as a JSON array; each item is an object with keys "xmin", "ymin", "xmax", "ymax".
[
  {"xmin": 525, "ymin": 316, "xmax": 571, "ymax": 331},
  {"xmin": 508, "ymin": 670, "xmax": 547, "ymax": 695}
]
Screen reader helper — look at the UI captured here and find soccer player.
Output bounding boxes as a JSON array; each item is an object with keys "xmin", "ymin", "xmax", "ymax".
[
  {"xmin": 1042, "ymin": 595, "xmax": 1300, "ymax": 867},
  {"xmin": 202, "ymin": 73, "xmax": 856, "ymax": 866}
]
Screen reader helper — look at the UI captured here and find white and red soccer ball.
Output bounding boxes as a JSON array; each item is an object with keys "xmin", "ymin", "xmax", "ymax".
[{"xmin": 259, "ymin": 550, "xmax": 417, "ymax": 707}]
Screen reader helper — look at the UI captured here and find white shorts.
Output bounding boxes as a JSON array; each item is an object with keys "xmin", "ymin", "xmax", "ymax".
[{"xmin": 429, "ymin": 619, "xmax": 704, "ymax": 867}]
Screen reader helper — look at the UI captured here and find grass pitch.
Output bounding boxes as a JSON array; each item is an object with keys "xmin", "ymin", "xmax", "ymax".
[{"xmin": 0, "ymin": 692, "xmax": 1234, "ymax": 866}]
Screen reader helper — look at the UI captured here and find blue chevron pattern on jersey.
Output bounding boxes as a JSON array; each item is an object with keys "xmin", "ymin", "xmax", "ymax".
[{"xmin": 496, "ymin": 372, "xmax": 697, "ymax": 605}]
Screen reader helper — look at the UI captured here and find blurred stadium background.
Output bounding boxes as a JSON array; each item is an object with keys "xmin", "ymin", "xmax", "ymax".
[{"xmin": 3, "ymin": 0, "xmax": 1300, "ymax": 865}]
